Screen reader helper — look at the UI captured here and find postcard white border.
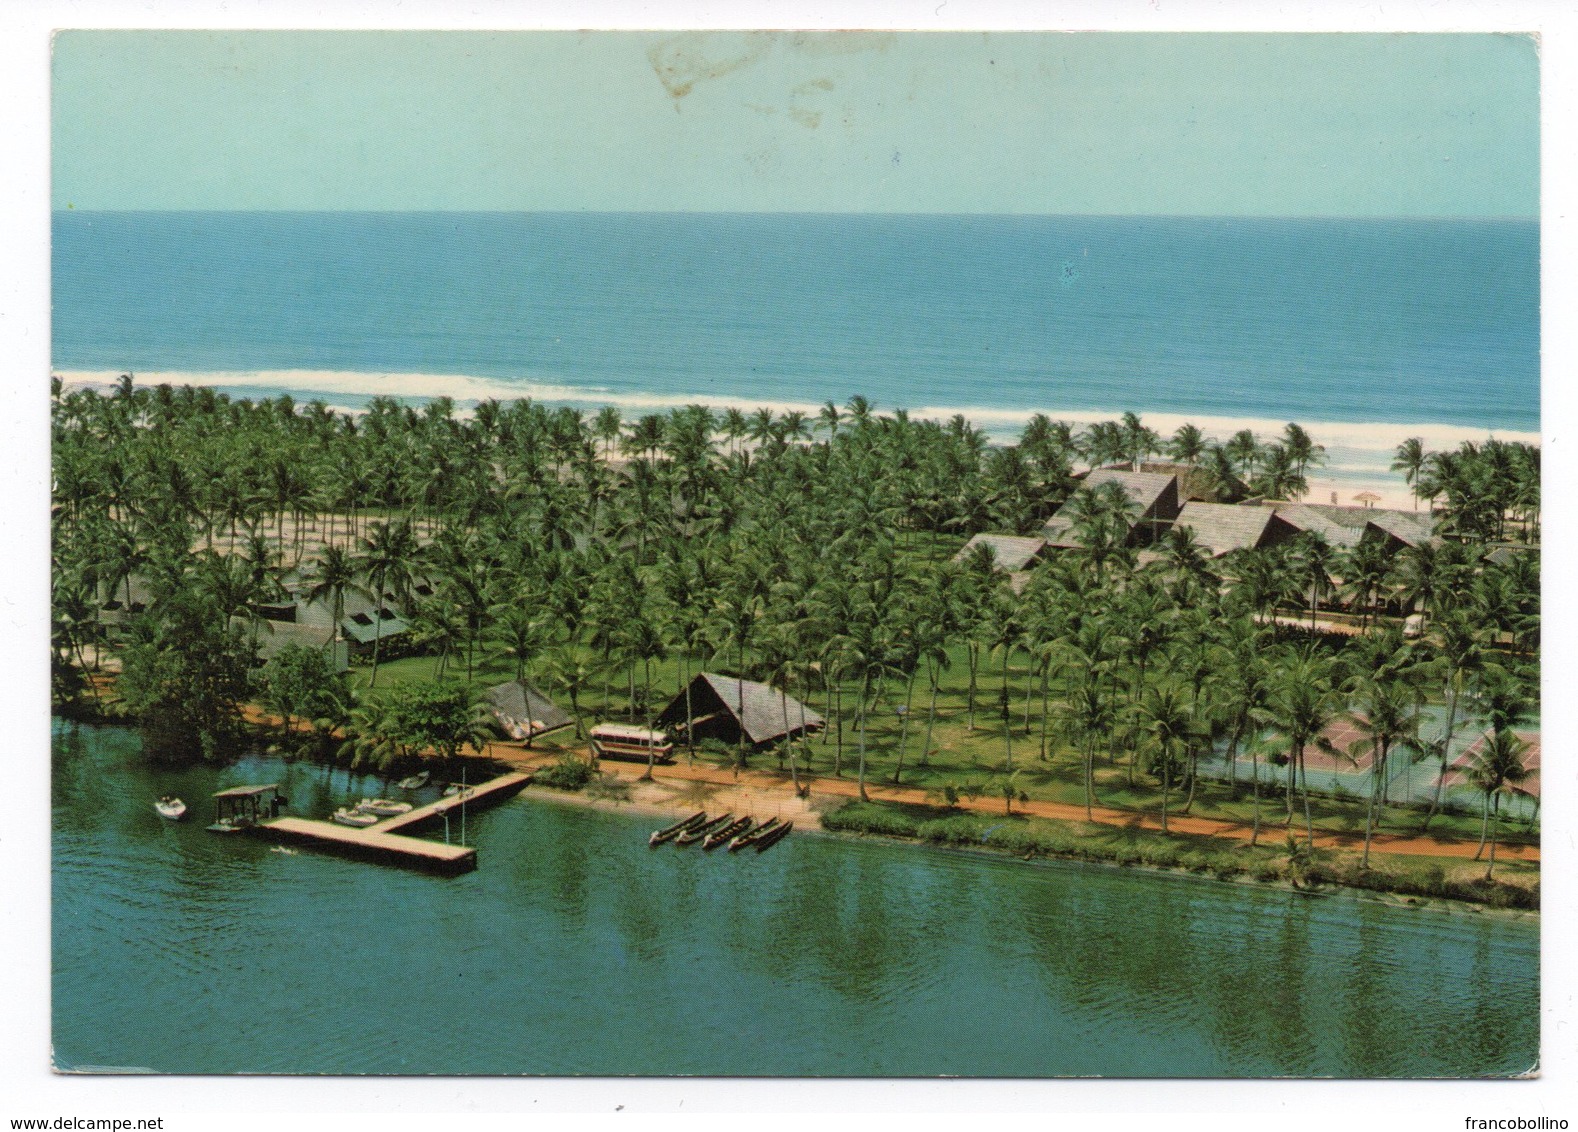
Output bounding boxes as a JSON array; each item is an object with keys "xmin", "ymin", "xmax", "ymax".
[{"xmin": 5, "ymin": 1, "xmax": 1572, "ymax": 1126}]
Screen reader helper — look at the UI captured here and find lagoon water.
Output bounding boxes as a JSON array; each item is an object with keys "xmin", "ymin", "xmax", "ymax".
[
  {"xmin": 53, "ymin": 722, "xmax": 1538, "ymax": 1077},
  {"xmin": 52, "ymin": 212, "xmax": 1538, "ymax": 437}
]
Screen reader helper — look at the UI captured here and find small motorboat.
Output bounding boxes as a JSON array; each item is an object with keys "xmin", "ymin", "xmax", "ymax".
[
  {"xmin": 703, "ymin": 815, "xmax": 753, "ymax": 851},
  {"xmin": 155, "ymin": 796, "xmax": 187, "ymax": 822},
  {"xmin": 676, "ymin": 813, "xmax": 730, "ymax": 846},
  {"xmin": 356, "ymin": 798, "xmax": 413, "ymax": 817},
  {"xmin": 396, "ymin": 771, "xmax": 430, "ymax": 790},
  {"xmin": 270, "ymin": 844, "xmax": 298, "ymax": 856},
  {"xmin": 728, "ymin": 816, "xmax": 780, "ymax": 852},
  {"xmin": 442, "ymin": 783, "xmax": 473, "ymax": 798},
  {"xmin": 332, "ymin": 807, "xmax": 381, "ymax": 828},
  {"xmin": 754, "ymin": 820, "xmax": 793, "ymax": 852},
  {"xmin": 649, "ymin": 810, "xmax": 707, "ymax": 847}
]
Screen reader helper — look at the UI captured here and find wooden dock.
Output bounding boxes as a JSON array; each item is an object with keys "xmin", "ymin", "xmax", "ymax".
[
  {"xmin": 250, "ymin": 771, "xmax": 532, "ymax": 875},
  {"xmin": 255, "ymin": 817, "xmax": 478, "ymax": 873},
  {"xmin": 376, "ymin": 771, "xmax": 532, "ymax": 835}
]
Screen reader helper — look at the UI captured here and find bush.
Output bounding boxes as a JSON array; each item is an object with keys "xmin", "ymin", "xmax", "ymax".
[
  {"xmin": 535, "ymin": 754, "xmax": 595, "ymax": 791},
  {"xmin": 822, "ymin": 802, "xmax": 924, "ymax": 838}
]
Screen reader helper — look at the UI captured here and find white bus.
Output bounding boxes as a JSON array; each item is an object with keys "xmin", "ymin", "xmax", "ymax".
[{"xmin": 589, "ymin": 723, "xmax": 675, "ymax": 764}]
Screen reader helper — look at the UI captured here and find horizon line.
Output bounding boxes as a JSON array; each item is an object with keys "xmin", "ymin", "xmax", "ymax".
[{"xmin": 50, "ymin": 207, "xmax": 1541, "ymax": 223}]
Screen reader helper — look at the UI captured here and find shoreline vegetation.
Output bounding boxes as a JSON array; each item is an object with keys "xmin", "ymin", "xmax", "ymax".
[{"xmin": 52, "ymin": 378, "xmax": 1539, "ymax": 910}]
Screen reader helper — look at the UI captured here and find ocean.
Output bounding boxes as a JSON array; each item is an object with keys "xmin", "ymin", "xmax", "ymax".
[{"xmin": 51, "ymin": 211, "xmax": 1540, "ymax": 485}]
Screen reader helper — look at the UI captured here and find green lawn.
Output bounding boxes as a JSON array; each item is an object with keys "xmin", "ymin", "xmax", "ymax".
[{"xmin": 343, "ymin": 637, "xmax": 1535, "ymax": 851}]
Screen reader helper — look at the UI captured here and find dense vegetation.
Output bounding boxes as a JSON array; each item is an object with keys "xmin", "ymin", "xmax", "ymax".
[{"xmin": 51, "ymin": 376, "xmax": 1539, "ymax": 875}]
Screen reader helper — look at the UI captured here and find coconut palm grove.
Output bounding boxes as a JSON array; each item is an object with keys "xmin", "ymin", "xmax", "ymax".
[{"xmin": 50, "ymin": 377, "xmax": 1541, "ymax": 903}]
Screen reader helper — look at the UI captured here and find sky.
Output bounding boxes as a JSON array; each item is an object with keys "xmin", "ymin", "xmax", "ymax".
[{"xmin": 51, "ymin": 30, "xmax": 1539, "ymax": 217}]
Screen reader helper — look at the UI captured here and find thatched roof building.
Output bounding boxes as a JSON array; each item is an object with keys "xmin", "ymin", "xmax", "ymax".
[
  {"xmin": 1271, "ymin": 503, "xmax": 1437, "ymax": 552},
  {"xmin": 954, "ymin": 534, "xmax": 1048, "ymax": 572},
  {"xmin": 1173, "ymin": 502, "xmax": 1296, "ymax": 558},
  {"xmin": 1042, "ymin": 468, "xmax": 1181, "ymax": 548},
  {"xmin": 655, "ymin": 673, "xmax": 824, "ymax": 748},
  {"xmin": 484, "ymin": 680, "xmax": 573, "ymax": 742}
]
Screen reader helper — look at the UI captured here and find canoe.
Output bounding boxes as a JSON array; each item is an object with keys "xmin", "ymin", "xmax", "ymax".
[
  {"xmin": 155, "ymin": 797, "xmax": 187, "ymax": 821},
  {"xmin": 396, "ymin": 771, "xmax": 430, "ymax": 790},
  {"xmin": 703, "ymin": 815, "xmax": 753, "ymax": 851},
  {"xmin": 332, "ymin": 807, "xmax": 381, "ymax": 828},
  {"xmin": 649, "ymin": 810, "xmax": 707, "ymax": 847},
  {"xmin": 754, "ymin": 820, "xmax": 793, "ymax": 852},
  {"xmin": 356, "ymin": 798, "xmax": 414, "ymax": 817},
  {"xmin": 676, "ymin": 813, "xmax": 730, "ymax": 846},
  {"xmin": 728, "ymin": 816, "xmax": 780, "ymax": 852}
]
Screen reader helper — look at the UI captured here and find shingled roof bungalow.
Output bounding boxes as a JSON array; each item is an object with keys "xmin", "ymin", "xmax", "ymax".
[
  {"xmin": 953, "ymin": 534, "xmax": 1049, "ymax": 572},
  {"xmin": 654, "ymin": 673, "xmax": 825, "ymax": 749},
  {"xmin": 1041, "ymin": 468, "xmax": 1181, "ymax": 549},
  {"xmin": 1272, "ymin": 503, "xmax": 1438, "ymax": 553},
  {"xmin": 1173, "ymin": 502, "xmax": 1299, "ymax": 558}
]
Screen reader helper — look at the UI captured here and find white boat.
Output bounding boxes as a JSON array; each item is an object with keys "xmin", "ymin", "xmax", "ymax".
[
  {"xmin": 155, "ymin": 796, "xmax": 187, "ymax": 821},
  {"xmin": 355, "ymin": 798, "xmax": 413, "ymax": 817},
  {"xmin": 442, "ymin": 784, "xmax": 472, "ymax": 798},
  {"xmin": 332, "ymin": 807, "xmax": 381, "ymax": 828},
  {"xmin": 395, "ymin": 771, "xmax": 430, "ymax": 790},
  {"xmin": 270, "ymin": 845, "xmax": 298, "ymax": 855}
]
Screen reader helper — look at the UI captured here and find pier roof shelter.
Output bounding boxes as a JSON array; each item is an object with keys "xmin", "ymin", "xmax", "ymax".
[
  {"xmin": 655, "ymin": 673, "xmax": 825, "ymax": 749},
  {"xmin": 1173, "ymin": 502, "xmax": 1295, "ymax": 558},
  {"xmin": 484, "ymin": 680, "xmax": 573, "ymax": 743},
  {"xmin": 953, "ymin": 534, "xmax": 1048, "ymax": 572}
]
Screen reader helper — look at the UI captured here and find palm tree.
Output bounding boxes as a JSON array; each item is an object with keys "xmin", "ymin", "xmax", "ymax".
[
  {"xmin": 1391, "ymin": 438, "xmax": 1427, "ymax": 510},
  {"xmin": 1224, "ymin": 429, "xmax": 1260, "ymax": 483},
  {"xmin": 594, "ymin": 406, "xmax": 622, "ymax": 461},
  {"xmin": 1465, "ymin": 730, "xmax": 1530, "ymax": 876},
  {"xmin": 1166, "ymin": 423, "xmax": 1207, "ymax": 467},
  {"xmin": 305, "ymin": 544, "xmax": 362, "ymax": 650},
  {"xmin": 1064, "ymin": 679, "xmax": 1117, "ymax": 819},
  {"xmin": 1132, "ymin": 681, "xmax": 1195, "ymax": 833},
  {"xmin": 354, "ymin": 518, "xmax": 418, "ymax": 687},
  {"xmin": 1263, "ymin": 651, "xmax": 1340, "ymax": 847},
  {"xmin": 489, "ymin": 604, "xmax": 550, "ymax": 686},
  {"xmin": 1346, "ymin": 677, "xmax": 1425, "ymax": 868},
  {"xmin": 545, "ymin": 646, "xmax": 596, "ymax": 740},
  {"xmin": 1421, "ymin": 611, "xmax": 1488, "ymax": 829},
  {"xmin": 987, "ymin": 601, "xmax": 1022, "ymax": 772},
  {"xmin": 622, "ymin": 614, "xmax": 671, "ymax": 779},
  {"xmin": 1281, "ymin": 422, "xmax": 1325, "ymax": 480}
]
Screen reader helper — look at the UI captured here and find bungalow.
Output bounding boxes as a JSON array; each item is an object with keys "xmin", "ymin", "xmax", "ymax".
[
  {"xmin": 1172, "ymin": 502, "xmax": 1299, "ymax": 558},
  {"xmin": 654, "ymin": 672, "xmax": 825, "ymax": 750},
  {"xmin": 953, "ymin": 534, "xmax": 1048, "ymax": 572},
  {"xmin": 239, "ymin": 618, "xmax": 349, "ymax": 673},
  {"xmin": 1042, "ymin": 468, "xmax": 1181, "ymax": 549},
  {"xmin": 1271, "ymin": 503, "xmax": 1438, "ymax": 553}
]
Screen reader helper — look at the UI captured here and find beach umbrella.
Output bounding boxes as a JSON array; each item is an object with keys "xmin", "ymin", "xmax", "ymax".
[{"xmin": 1353, "ymin": 491, "xmax": 1382, "ymax": 509}]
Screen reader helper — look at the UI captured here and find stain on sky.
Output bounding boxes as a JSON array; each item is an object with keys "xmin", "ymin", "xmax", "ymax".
[
  {"xmin": 647, "ymin": 33, "xmax": 771, "ymax": 104},
  {"xmin": 646, "ymin": 31, "xmax": 886, "ymax": 114}
]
